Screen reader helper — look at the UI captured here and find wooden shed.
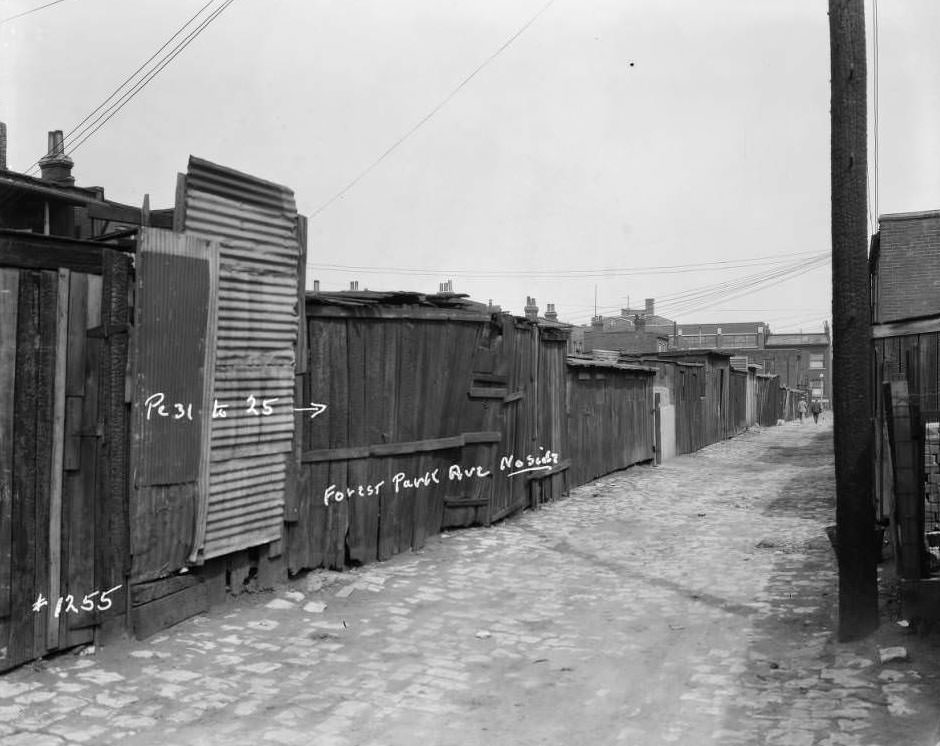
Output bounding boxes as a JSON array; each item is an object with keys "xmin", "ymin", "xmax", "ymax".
[
  {"xmin": 565, "ymin": 358, "xmax": 656, "ymax": 486},
  {"xmin": 287, "ymin": 294, "xmax": 571, "ymax": 573}
]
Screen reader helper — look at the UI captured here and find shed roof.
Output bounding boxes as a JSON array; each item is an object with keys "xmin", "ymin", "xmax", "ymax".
[
  {"xmin": 566, "ymin": 356, "xmax": 657, "ymax": 374},
  {"xmin": 0, "ymin": 168, "xmax": 101, "ymax": 205}
]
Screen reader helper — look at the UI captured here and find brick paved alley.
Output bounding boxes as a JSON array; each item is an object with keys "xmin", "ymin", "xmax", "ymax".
[{"xmin": 1, "ymin": 419, "xmax": 939, "ymax": 746}]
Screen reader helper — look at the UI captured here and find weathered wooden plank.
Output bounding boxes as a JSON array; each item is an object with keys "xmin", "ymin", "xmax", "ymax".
[
  {"xmin": 469, "ymin": 386, "xmax": 509, "ymax": 399},
  {"xmin": 65, "ymin": 273, "xmax": 88, "ymax": 397},
  {"xmin": 301, "ymin": 431, "xmax": 502, "ymax": 463},
  {"xmin": 47, "ymin": 270, "xmax": 69, "ymax": 650},
  {"xmin": 97, "ymin": 251, "xmax": 131, "ymax": 617},
  {"xmin": 873, "ymin": 317, "xmax": 940, "ymax": 339},
  {"xmin": 131, "ymin": 573, "xmax": 201, "ymax": 607},
  {"xmin": 65, "ymin": 287, "xmax": 102, "ymax": 646},
  {"xmin": 346, "ymin": 319, "xmax": 376, "ymax": 564},
  {"xmin": 325, "ymin": 321, "xmax": 349, "ymax": 569},
  {"xmin": 0, "ymin": 233, "xmax": 117, "ymax": 274},
  {"xmin": 31, "ymin": 272, "xmax": 58, "ymax": 657},
  {"xmin": 381, "ymin": 322, "xmax": 416, "ymax": 559},
  {"xmin": 131, "ymin": 582, "xmax": 208, "ymax": 640},
  {"xmin": 10, "ymin": 272, "xmax": 40, "ymax": 668},
  {"xmin": 412, "ymin": 322, "xmax": 442, "ymax": 549},
  {"xmin": 0, "ymin": 269, "xmax": 18, "ymax": 621}
]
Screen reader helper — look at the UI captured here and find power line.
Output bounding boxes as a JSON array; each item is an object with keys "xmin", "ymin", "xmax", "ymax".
[
  {"xmin": 562, "ymin": 258, "xmax": 828, "ymax": 325},
  {"xmin": 0, "ymin": 0, "xmax": 70, "ymax": 26},
  {"xmin": 59, "ymin": 0, "xmax": 236, "ymax": 160},
  {"xmin": 307, "ymin": 250, "xmax": 826, "ymax": 279},
  {"xmin": 20, "ymin": 0, "xmax": 219, "ymax": 176},
  {"xmin": 2, "ymin": 0, "xmax": 231, "ymax": 193},
  {"xmin": 657, "ymin": 256, "xmax": 828, "ymax": 318},
  {"xmin": 309, "ymin": 0, "xmax": 558, "ymax": 219}
]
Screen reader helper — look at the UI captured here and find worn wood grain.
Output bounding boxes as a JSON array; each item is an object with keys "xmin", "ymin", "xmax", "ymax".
[{"xmin": 0, "ymin": 269, "xmax": 18, "ymax": 621}]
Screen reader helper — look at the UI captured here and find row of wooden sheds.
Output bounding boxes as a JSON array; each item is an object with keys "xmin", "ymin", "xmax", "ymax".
[{"xmin": 0, "ymin": 155, "xmax": 802, "ymax": 671}]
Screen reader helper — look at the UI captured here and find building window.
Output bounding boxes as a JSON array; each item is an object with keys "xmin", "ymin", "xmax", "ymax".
[{"xmin": 810, "ymin": 353, "xmax": 824, "ymax": 369}]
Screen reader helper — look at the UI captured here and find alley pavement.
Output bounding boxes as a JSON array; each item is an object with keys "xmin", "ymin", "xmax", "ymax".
[{"xmin": 2, "ymin": 418, "xmax": 940, "ymax": 745}]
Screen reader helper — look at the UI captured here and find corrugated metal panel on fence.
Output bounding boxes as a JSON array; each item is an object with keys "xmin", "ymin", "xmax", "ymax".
[
  {"xmin": 184, "ymin": 156, "xmax": 300, "ymax": 560},
  {"xmin": 131, "ymin": 228, "xmax": 215, "ymax": 581}
]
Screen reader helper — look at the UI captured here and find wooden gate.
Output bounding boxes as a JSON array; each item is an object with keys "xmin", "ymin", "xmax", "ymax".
[{"xmin": 0, "ymin": 247, "xmax": 130, "ymax": 672}]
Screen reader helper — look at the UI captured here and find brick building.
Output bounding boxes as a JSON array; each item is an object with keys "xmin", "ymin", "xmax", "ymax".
[
  {"xmin": 750, "ymin": 327, "xmax": 832, "ymax": 403},
  {"xmin": 573, "ymin": 297, "xmax": 675, "ymax": 354},
  {"xmin": 673, "ymin": 321, "xmax": 768, "ymax": 350},
  {"xmin": 871, "ymin": 209, "xmax": 940, "ymax": 324}
]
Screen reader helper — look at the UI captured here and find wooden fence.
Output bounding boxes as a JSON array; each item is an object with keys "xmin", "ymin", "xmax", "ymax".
[
  {"xmin": 286, "ymin": 297, "xmax": 572, "ymax": 573},
  {"xmin": 566, "ymin": 360, "xmax": 655, "ymax": 486},
  {"xmin": 0, "ymin": 236, "xmax": 131, "ymax": 673}
]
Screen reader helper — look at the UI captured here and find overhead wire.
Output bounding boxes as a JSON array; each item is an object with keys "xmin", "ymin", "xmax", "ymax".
[
  {"xmin": 31, "ymin": 0, "xmax": 236, "ymax": 169},
  {"xmin": 307, "ymin": 250, "xmax": 827, "ymax": 279},
  {"xmin": 562, "ymin": 256, "xmax": 828, "ymax": 325},
  {"xmin": 20, "ymin": 0, "xmax": 220, "ymax": 177},
  {"xmin": 0, "ymin": 0, "xmax": 233, "ymax": 205},
  {"xmin": 0, "ymin": 0, "xmax": 70, "ymax": 26},
  {"xmin": 656, "ymin": 256, "xmax": 828, "ymax": 319},
  {"xmin": 308, "ymin": 0, "xmax": 558, "ymax": 219}
]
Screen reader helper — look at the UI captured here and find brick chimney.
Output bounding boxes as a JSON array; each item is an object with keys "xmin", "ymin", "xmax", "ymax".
[
  {"xmin": 645, "ymin": 298, "xmax": 654, "ymax": 316},
  {"xmin": 634, "ymin": 314, "xmax": 645, "ymax": 332},
  {"xmin": 349, "ymin": 280, "xmax": 359, "ymax": 291},
  {"xmin": 312, "ymin": 279, "xmax": 320, "ymax": 294},
  {"xmin": 544, "ymin": 303, "xmax": 558, "ymax": 322},
  {"xmin": 524, "ymin": 296, "xmax": 539, "ymax": 321},
  {"xmin": 591, "ymin": 315, "xmax": 604, "ymax": 330},
  {"xmin": 38, "ymin": 130, "xmax": 74, "ymax": 185},
  {"xmin": 0, "ymin": 122, "xmax": 6, "ymax": 171}
]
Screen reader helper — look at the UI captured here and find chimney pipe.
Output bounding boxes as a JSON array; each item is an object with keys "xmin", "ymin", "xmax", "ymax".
[
  {"xmin": 39, "ymin": 130, "xmax": 74, "ymax": 185},
  {"xmin": 524, "ymin": 296, "xmax": 539, "ymax": 322}
]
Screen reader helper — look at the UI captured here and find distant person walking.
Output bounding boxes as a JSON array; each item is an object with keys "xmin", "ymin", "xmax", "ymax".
[
  {"xmin": 798, "ymin": 398, "xmax": 808, "ymax": 424},
  {"xmin": 811, "ymin": 399, "xmax": 822, "ymax": 424}
]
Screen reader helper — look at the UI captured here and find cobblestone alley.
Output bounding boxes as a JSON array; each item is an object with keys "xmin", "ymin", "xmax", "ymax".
[{"xmin": 1, "ymin": 419, "xmax": 939, "ymax": 745}]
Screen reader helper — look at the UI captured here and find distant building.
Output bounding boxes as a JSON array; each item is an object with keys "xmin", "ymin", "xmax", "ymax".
[
  {"xmin": 575, "ymin": 297, "xmax": 675, "ymax": 354},
  {"xmin": 673, "ymin": 321, "xmax": 768, "ymax": 350},
  {"xmin": 748, "ymin": 326, "xmax": 832, "ymax": 402}
]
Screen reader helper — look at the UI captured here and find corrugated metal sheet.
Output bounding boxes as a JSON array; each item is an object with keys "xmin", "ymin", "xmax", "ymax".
[{"xmin": 183, "ymin": 156, "xmax": 300, "ymax": 560}]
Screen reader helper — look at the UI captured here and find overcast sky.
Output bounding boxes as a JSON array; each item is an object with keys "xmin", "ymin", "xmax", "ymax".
[{"xmin": 2, "ymin": 0, "xmax": 938, "ymax": 330}]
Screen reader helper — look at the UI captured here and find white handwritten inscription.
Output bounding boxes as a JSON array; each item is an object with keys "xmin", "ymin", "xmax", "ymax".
[
  {"xmin": 322, "ymin": 450, "xmax": 560, "ymax": 506},
  {"xmin": 31, "ymin": 585, "xmax": 123, "ymax": 616},
  {"xmin": 143, "ymin": 392, "xmax": 327, "ymax": 421},
  {"xmin": 499, "ymin": 447, "xmax": 560, "ymax": 477}
]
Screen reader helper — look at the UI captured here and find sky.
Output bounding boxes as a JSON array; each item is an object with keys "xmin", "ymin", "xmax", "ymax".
[{"xmin": 2, "ymin": 0, "xmax": 938, "ymax": 331}]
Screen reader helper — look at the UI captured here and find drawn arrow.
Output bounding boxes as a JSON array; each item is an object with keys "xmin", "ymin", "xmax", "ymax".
[{"xmin": 293, "ymin": 402, "xmax": 328, "ymax": 419}]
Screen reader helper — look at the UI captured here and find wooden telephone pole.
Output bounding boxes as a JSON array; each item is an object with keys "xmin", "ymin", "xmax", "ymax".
[{"xmin": 829, "ymin": 0, "xmax": 879, "ymax": 640}]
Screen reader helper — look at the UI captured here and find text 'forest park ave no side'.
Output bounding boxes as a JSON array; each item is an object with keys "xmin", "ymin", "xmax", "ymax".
[{"xmin": 140, "ymin": 391, "xmax": 563, "ymax": 508}]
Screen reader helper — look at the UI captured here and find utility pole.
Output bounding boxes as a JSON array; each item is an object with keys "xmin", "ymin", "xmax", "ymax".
[{"xmin": 830, "ymin": 0, "xmax": 879, "ymax": 640}]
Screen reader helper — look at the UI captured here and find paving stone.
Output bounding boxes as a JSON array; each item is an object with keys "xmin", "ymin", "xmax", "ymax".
[{"xmin": 1, "ymin": 422, "xmax": 938, "ymax": 744}]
